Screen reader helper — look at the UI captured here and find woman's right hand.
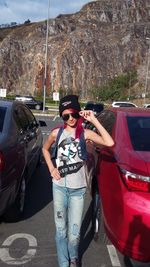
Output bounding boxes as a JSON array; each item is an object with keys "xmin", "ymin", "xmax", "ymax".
[{"xmin": 51, "ymin": 168, "xmax": 61, "ymax": 180}]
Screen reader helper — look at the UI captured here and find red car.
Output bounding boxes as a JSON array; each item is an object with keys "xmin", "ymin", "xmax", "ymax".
[{"xmin": 92, "ymin": 107, "xmax": 150, "ymax": 263}]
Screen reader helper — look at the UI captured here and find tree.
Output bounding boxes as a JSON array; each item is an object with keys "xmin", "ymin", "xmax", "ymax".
[
  {"xmin": 90, "ymin": 70, "xmax": 137, "ymax": 101},
  {"xmin": 24, "ymin": 19, "xmax": 31, "ymax": 24}
]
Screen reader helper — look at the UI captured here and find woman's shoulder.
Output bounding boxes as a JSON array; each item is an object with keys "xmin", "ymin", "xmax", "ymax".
[
  {"xmin": 51, "ymin": 126, "xmax": 63, "ymax": 139},
  {"xmin": 51, "ymin": 127, "xmax": 59, "ymax": 135}
]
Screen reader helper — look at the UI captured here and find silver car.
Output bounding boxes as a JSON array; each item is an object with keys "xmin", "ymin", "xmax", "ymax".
[{"xmin": 112, "ymin": 101, "xmax": 137, "ymax": 108}]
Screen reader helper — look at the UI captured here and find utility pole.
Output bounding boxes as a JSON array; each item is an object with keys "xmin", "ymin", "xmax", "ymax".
[
  {"xmin": 43, "ymin": 0, "xmax": 50, "ymax": 112},
  {"xmin": 144, "ymin": 37, "xmax": 150, "ymax": 105}
]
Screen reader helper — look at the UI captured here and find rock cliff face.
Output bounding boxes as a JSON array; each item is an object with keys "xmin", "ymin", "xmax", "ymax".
[{"xmin": 0, "ymin": 0, "xmax": 150, "ymax": 98}]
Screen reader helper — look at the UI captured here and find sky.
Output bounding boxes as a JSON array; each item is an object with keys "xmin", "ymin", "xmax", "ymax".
[{"xmin": 0, "ymin": 0, "xmax": 92, "ymax": 25}]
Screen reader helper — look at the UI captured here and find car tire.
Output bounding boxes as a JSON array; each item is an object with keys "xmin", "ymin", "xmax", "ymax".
[
  {"xmin": 3, "ymin": 176, "xmax": 26, "ymax": 222},
  {"xmin": 35, "ymin": 104, "xmax": 41, "ymax": 110},
  {"xmin": 92, "ymin": 181, "xmax": 109, "ymax": 244}
]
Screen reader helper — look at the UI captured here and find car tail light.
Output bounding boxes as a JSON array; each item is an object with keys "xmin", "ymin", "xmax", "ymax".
[
  {"xmin": 0, "ymin": 152, "xmax": 5, "ymax": 171},
  {"xmin": 120, "ymin": 168, "xmax": 150, "ymax": 192}
]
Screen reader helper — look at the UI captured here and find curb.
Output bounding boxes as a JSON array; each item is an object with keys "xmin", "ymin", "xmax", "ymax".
[{"xmin": 33, "ymin": 113, "xmax": 54, "ymax": 116}]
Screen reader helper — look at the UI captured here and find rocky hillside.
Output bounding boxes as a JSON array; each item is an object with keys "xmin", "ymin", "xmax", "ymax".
[{"xmin": 0, "ymin": 0, "xmax": 150, "ymax": 99}]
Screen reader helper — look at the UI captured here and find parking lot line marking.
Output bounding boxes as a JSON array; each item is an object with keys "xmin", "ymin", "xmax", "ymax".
[
  {"xmin": 42, "ymin": 132, "xmax": 49, "ymax": 135},
  {"xmin": 107, "ymin": 245, "xmax": 121, "ymax": 266},
  {"xmin": 53, "ymin": 115, "xmax": 59, "ymax": 121},
  {"xmin": 0, "ymin": 233, "xmax": 37, "ymax": 265}
]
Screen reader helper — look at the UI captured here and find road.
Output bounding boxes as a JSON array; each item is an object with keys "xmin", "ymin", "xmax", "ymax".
[{"xmin": 0, "ymin": 115, "xmax": 148, "ymax": 267}]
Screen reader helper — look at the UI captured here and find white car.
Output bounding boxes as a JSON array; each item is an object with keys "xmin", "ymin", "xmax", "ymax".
[
  {"xmin": 112, "ymin": 101, "xmax": 137, "ymax": 108},
  {"xmin": 143, "ymin": 104, "xmax": 150, "ymax": 108}
]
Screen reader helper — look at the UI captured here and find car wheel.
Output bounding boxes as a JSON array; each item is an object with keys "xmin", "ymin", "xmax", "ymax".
[
  {"xmin": 92, "ymin": 182, "xmax": 109, "ymax": 244},
  {"xmin": 3, "ymin": 176, "xmax": 26, "ymax": 222},
  {"xmin": 35, "ymin": 104, "xmax": 41, "ymax": 110}
]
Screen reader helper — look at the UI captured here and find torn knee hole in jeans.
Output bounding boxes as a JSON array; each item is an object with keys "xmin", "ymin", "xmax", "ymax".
[
  {"xmin": 72, "ymin": 224, "xmax": 79, "ymax": 236},
  {"xmin": 57, "ymin": 211, "xmax": 64, "ymax": 219}
]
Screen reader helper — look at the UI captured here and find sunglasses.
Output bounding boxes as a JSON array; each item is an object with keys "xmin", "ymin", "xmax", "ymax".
[{"xmin": 62, "ymin": 112, "xmax": 80, "ymax": 121}]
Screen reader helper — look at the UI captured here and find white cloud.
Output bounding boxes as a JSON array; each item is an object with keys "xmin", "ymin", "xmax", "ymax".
[{"xmin": 0, "ymin": 0, "xmax": 91, "ymax": 25}]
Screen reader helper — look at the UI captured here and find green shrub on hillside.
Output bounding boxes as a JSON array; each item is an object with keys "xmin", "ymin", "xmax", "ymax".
[{"xmin": 90, "ymin": 70, "xmax": 137, "ymax": 101}]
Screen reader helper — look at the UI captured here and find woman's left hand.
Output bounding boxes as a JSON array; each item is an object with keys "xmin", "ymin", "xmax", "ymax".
[{"xmin": 79, "ymin": 110, "xmax": 95, "ymax": 122}]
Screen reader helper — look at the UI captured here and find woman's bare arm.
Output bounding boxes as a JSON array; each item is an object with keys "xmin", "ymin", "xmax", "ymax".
[
  {"xmin": 42, "ymin": 128, "xmax": 61, "ymax": 180},
  {"xmin": 79, "ymin": 110, "xmax": 114, "ymax": 147}
]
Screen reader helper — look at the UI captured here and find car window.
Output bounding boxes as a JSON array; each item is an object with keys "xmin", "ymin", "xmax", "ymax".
[
  {"xmin": 114, "ymin": 102, "xmax": 123, "ymax": 106},
  {"xmin": 127, "ymin": 116, "xmax": 150, "ymax": 151},
  {"xmin": 22, "ymin": 106, "xmax": 37, "ymax": 128},
  {"xmin": 113, "ymin": 102, "xmax": 136, "ymax": 107},
  {"xmin": 96, "ymin": 110, "xmax": 116, "ymax": 135},
  {"xmin": 0, "ymin": 107, "xmax": 7, "ymax": 132},
  {"xmin": 119, "ymin": 103, "xmax": 135, "ymax": 107},
  {"xmin": 14, "ymin": 106, "xmax": 29, "ymax": 131}
]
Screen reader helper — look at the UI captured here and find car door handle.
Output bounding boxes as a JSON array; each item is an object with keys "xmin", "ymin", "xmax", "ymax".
[
  {"xmin": 24, "ymin": 136, "xmax": 29, "ymax": 142},
  {"xmin": 24, "ymin": 134, "xmax": 31, "ymax": 142},
  {"xmin": 30, "ymin": 131, "xmax": 36, "ymax": 138},
  {"xmin": 25, "ymin": 132, "xmax": 36, "ymax": 141}
]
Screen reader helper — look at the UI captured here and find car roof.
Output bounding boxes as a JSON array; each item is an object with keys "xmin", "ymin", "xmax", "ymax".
[
  {"xmin": 15, "ymin": 95, "xmax": 33, "ymax": 99},
  {"xmin": 110, "ymin": 107, "xmax": 150, "ymax": 115},
  {"xmin": 112, "ymin": 101, "xmax": 137, "ymax": 106},
  {"xmin": 0, "ymin": 99, "xmax": 14, "ymax": 107},
  {"xmin": 15, "ymin": 95, "xmax": 32, "ymax": 97},
  {"xmin": 112, "ymin": 101, "xmax": 135, "ymax": 104},
  {"xmin": 144, "ymin": 103, "xmax": 150, "ymax": 107},
  {"xmin": 0, "ymin": 99, "xmax": 30, "ymax": 109}
]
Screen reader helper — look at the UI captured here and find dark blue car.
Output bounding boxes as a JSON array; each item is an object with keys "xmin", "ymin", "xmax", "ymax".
[{"xmin": 0, "ymin": 100, "xmax": 46, "ymax": 221}]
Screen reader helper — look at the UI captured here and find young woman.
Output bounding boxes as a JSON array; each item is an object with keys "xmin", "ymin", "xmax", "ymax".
[{"xmin": 42, "ymin": 95, "xmax": 114, "ymax": 267}]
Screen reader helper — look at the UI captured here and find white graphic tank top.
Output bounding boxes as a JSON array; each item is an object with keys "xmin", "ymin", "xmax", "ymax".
[{"xmin": 52, "ymin": 129, "xmax": 87, "ymax": 188}]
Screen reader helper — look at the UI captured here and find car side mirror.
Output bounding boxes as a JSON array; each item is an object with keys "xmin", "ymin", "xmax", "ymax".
[{"xmin": 38, "ymin": 120, "xmax": 47, "ymax": 127}]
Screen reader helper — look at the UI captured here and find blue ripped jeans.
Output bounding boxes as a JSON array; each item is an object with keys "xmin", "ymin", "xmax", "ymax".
[{"xmin": 53, "ymin": 183, "xmax": 86, "ymax": 267}]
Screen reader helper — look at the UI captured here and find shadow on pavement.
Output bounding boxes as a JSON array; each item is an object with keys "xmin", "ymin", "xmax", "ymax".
[
  {"xmin": 124, "ymin": 256, "xmax": 134, "ymax": 267},
  {"xmin": 22, "ymin": 160, "xmax": 53, "ymax": 219},
  {"xmin": 79, "ymin": 200, "xmax": 94, "ymax": 266},
  {"xmin": 124, "ymin": 255, "xmax": 150, "ymax": 267}
]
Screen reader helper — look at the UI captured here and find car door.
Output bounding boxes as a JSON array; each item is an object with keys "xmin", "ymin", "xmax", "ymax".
[
  {"xmin": 22, "ymin": 106, "xmax": 42, "ymax": 177},
  {"xmin": 14, "ymin": 105, "xmax": 37, "ymax": 179},
  {"xmin": 96, "ymin": 109, "xmax": 117, "ymax": 219},
  {"xmin": 13, "ymin": 105, "xmax": 30, "ymax": 186}
]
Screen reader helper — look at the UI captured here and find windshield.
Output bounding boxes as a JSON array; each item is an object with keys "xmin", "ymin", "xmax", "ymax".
[
  {"xmin": 127, "ymin": 116, "xmax": 150, "ymax": 151},
  {"xmin": 0, "ymin": 107, "xmax": 7, "ymax": 132}
]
